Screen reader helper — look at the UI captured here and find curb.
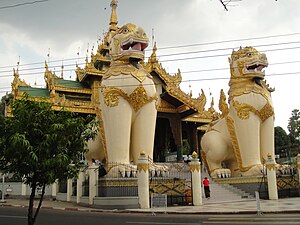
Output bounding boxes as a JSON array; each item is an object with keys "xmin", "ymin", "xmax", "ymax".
[{"xmin": 2, "ymin": 202, "xmax": 300, "ymax": 215}]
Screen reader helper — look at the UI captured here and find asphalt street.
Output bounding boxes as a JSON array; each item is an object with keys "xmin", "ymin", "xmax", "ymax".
[{"xmin": 1, "ymin": 206, "xmax": 300, "ymax": 225}]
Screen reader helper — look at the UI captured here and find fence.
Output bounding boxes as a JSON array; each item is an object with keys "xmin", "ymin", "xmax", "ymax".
[{"xmin": 149, "ymin": 163, "xmax": 192, "ymax": 206}]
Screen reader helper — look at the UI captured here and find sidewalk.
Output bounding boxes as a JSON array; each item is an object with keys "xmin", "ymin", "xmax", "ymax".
[{"xmin": 2, "ymin": 197, "xmax": 300, "ymax": 214}]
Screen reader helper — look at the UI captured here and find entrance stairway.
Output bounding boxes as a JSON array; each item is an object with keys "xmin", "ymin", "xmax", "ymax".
[{"xmin": 201, "ymin": 172, "xmax": 254, "ymax": 204}]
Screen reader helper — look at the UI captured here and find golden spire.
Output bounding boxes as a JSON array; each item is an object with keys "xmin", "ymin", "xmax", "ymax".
[{"xmin": 109, "ymin": 0, "xmax": 118, "ymax": 32}]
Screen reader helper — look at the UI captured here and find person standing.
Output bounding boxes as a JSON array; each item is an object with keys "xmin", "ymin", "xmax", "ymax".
[{"xmin": 203, "ymin": 177, "xmax": 210, "ymax": 198}]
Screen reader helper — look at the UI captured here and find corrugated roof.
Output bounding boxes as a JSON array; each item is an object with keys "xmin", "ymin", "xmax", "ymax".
[
  {"xmin": 54, "ymin": 78, "xmax": 86, "ymax": 89},
  {"xmin": 19, "ymin": 87, "xmax": 50, "ymax": 97}
]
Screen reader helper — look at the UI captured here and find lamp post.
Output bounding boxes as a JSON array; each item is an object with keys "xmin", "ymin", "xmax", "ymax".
[{"xmin": 0, "ymin": 173, "xmax": 6, "ymax": 203}]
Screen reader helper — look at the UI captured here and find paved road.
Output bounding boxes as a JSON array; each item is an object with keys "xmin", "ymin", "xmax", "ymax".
[{"xmin": 1, "ymin": 206, "xmax": 300, "ymax": 225}]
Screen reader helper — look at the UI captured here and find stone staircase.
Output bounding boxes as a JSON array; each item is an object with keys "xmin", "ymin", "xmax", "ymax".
[{"xmin": 201, "ymin": 172, "xmax": 254, "ymax": 204}]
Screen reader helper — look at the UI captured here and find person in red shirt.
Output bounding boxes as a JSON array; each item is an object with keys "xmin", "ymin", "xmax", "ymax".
[{"xmin": 203, "ymin": 177, "xmax": 210, "ymax": 198}]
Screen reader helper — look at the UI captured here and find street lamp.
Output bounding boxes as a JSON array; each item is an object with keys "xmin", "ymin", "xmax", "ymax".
[{"xmin": 0, "ymin": 173, "xmax": 6, "ymax": 203}]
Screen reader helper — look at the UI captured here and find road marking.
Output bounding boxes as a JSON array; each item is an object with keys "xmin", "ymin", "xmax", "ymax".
[
  {"xmin": 0, "ymin": 215, "xmax": 27, "ymax": 219},
  {"xmin": 203, "ymin": 222, "xmax": 300, "ymax": 224},
  {"xmin": 209, "ymin": 217, "xmax": 300, "ymax": 220},
  {"xmin": 126, "ymin": 222, "xmax": 200, "ymax": 225}
]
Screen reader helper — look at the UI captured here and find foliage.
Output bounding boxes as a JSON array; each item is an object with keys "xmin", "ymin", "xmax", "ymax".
[
  {"xmin": 0, "ymin": 97, "xmax": 98, "ymax": 225},
  {"xmin": 274, "ymin": 126, "xmax": 291, "ymax": 157},
  {"xmin": 288, "ymin": 109, "xmax": 300, "ymax": 143},
  {"xmin": 182, "ymin": 139, "xmax": 191, "ymax": 155},
  {"xmin": 287, "ymin": 109, "xmax": 300, "ymax": 156}
]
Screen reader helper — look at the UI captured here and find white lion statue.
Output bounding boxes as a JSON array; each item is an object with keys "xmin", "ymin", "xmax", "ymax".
[{"xmin": 201, "ymin": 47, "xmax": 275, "ymax": 178}]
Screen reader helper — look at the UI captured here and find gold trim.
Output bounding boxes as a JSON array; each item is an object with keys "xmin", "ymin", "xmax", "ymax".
[
  {"xmin": 137, "ymin": 164, "xmax": 149, "ymax": 173},
  {"xmin": 266, "ymin": 163, "xmax": 276, "ymax": 171},
  {"xmin": 215, "ymin": 177, "xmax": 263, "ymax": 184},
  {"xmin": 232, "ymin": 100, "xmax": 274, "ymax": 122},
  {"xmin": 102, "ymin": 85, "xmax": 157, "ymax": 112},
  {"xmin": 200, "ymin": 150, "xmax": 211, "ymax": 176},
  {"xmin": 226, "ymin": 115, "xmax": 259, "ymax": 172},
  {"xmin": 218, "ymin": 89, "xmax": 229, "ymax": 117},
  {"xmin": 190, "ymin": 164, "xmax": 201, "ymax": 172}
]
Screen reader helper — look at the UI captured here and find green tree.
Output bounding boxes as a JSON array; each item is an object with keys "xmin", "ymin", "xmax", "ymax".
[
  {"xmin": 0, "ymin": 97, "xmax": 97, "ymax": 225},
  {"xmin": 287, "ymin": 109, "xmax": 300, "ymax": 156},
  {"xmin": 274, "ymin": 126, "xmax": 290, "ymax": 157}
]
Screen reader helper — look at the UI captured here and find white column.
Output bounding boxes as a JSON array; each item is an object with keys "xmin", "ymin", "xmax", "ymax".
[
  {"xmin": 66, "ymin": 178, "xmax": 73, "ymax": 202},
  {"xmin": 89, "ymin": 165, "xmax": 98, "ymax": 205},
  {"xmin": 137, "ymin": 151, "xmax": 150, "ymax": 209},
  {"xmin": 297, "ymin": 154, "xmax": 300, "ymax": 183},
  {"xmin": 190, "ymin": 151, "xmax": 202, "ymax": 206},
  {"xmin": 77, "ymin": 171, "xmax": 84, "ymax": 204},
  {"xmin": 0, "ymin": 174, "xmax": 5, "ymax": 203},
  {"xmin": 21, "ymin": 177, "xmax": 27, "ymax": 196},
  {"xmin": 266, "ymin": 154, "xmax": 278, "ymax": 200},
  {"xmin": 51, "ymin": 180, "xmax": 58, "ymax": 199}
]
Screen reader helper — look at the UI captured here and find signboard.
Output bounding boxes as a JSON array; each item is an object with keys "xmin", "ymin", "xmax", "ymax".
[{"xmin": 151, "ymin": 193, "xmax": 167, "ymax": 209}]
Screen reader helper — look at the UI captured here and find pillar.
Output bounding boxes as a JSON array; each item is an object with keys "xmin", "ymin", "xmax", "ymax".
[
  {"xmin": 89, "ymin": 165, "xmax": 98, "ymax": 205},
  {"xmin": 296, "ymin": 154, "xmax": 300, "ymax": 183},
  {"xmin": 66, "ymin": 178, "xmax": 72, "ymax": 202},
  {"xmin": 190, "ymin": 151, "xmax": 202, "ymax": 206},
  {"xmin": 266, "ymin": 153, "xmax": 278, "ymax": 200},
  {"xmin": 21, "ymin": 177, "xmax": 27, "ymax": 196},
  {"xmin": 177, "ymin": 145, "xmax": 183, "ymax": 162},
  {"xmin": 76, "ymin": 171, "xmax": 84, "ymax": 204},
  {"xmin": 51, "ymin": 180, "xmax": 58, "ymax": 199},
  {"xmin": 137, "ymin": 151, "xmax": 150, "ymax": 209}
]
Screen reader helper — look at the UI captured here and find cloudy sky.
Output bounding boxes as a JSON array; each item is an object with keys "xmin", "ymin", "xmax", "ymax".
[{"xmin": 0, "ymin": 0, "xmax": 300, "ymax": 131}]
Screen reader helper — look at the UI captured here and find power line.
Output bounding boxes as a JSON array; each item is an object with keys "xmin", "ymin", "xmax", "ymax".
[
  {"xmin": 0, "ymin": 71, "xmax": 299, "ymax": 94},
  {"xmin": 159, "ymin": 45, "xmax": 300, "ymax": 63},
  {"xmin": 0, "ymin": 57, "xmax": 300, "ymax": 79},
  {"xmin": 156, "ymin": 40, "xmax": 300, "ymax": 58},
  {"xmin": 1, "ymin": 42, "xmax": 300, "ymax": 76},
  {"xmin": 1, "ymin": 31, "xmax": 300, "ymax": 70},
  {"xmin": 151, "ymin": 32, "xmax": 300, "ymax": 51},
  {"xmin": 0, "ymin": 0, "xmax": 48, "ymax": 10}
]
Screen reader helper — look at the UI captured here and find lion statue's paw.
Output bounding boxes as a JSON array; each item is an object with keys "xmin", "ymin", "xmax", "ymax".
[
  {"xmin": 211, "ymin": 168, "xmax": 231, "ymax": 178},
  {"xmin": 106, "ymin": 164, "xmax": 137, "ymax": 178},
  {"xmin": 242, "ymin": 164, "xmax": 265, "ymax": 177},
  {"xmin": 276, "ymin": 164, "xmax": 293, "ymax": 175},
  {"xmin": 149, "ymin": 164, "xmax": 169, "ymax": 177}
]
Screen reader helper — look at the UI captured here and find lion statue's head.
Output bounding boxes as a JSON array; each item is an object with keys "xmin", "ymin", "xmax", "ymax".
[
  {"xmin": 229, "ymin": 46, "xmax": 268, "ymax": 83},
  {"xmin": 109, "ymin": 23, "xmax": 149, "ymax": 62}
]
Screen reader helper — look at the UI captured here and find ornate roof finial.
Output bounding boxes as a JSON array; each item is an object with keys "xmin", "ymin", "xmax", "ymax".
[{"xmin": 109, "ymin": 0, "xmax": 118, "ymax": 32}]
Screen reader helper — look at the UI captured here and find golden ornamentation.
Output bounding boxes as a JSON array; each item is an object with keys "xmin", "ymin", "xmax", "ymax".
[
  {"xmin": 277, "ymin": 177, "xmax": 299, "ymax": 190},
  {"xmin": 96, "ymin": 104, "xmax": 108, "ymax": 162},
  {"xmin": 226, "ymin": 115, "xmax": 260, "ymax": 172},
  {"xmin": 190, "ymin": 164, "xmax": 201, "ymax": 172},
  {"xmin": 102, "ymin": 85, "xmax": 157, "ymax": 112},
  {"xmin": 144, "ymin": 46, "xmax": 213, "ymax": 116},
  {"xmin": 99, "ymin": 180, "xmax": 137, "ymax": 187},
  {"xmin": 266, "ymin": 163, "xmax": 276, "ymax": 171},
  {"xmin": 297, "ymin": 164, "xmax": 300, "ymax": 170},
  {"xmin": 200, "ymin": 150, "xmax": 211, "ymax": 175},
  {"xmin": 150, "ymin": 179, "xmax": 185, "ymax": 196},
  {"xmin": 104, "ymin": 62, "xmax": 152, "ymax": 83},
  {"xmin": 232, "ymin": 100, "xmax": 274, "ymax": 122},
  {"xmin": 215, "ymin": 177, "xmax": 264, "ymax": 184},
  {"xmin": 192, "ymin": 151, "xmax": 198, "ymax": 159},
  {"xmin": 157, "ymin": 99, "xmax": 177, "ymax": 113},
  {"xmin": 219, "ymin": 89, "xmax": 229, "ymax": 117},
  {"xmin": 137, "ymin": 164, "xmax": 149, "ymax": 173}
]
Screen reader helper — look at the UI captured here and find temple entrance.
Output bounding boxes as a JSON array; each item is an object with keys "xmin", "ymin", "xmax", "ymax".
[{"xmin": 154, "ymin": 118, "xmax": 176, "ymax": 162}]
